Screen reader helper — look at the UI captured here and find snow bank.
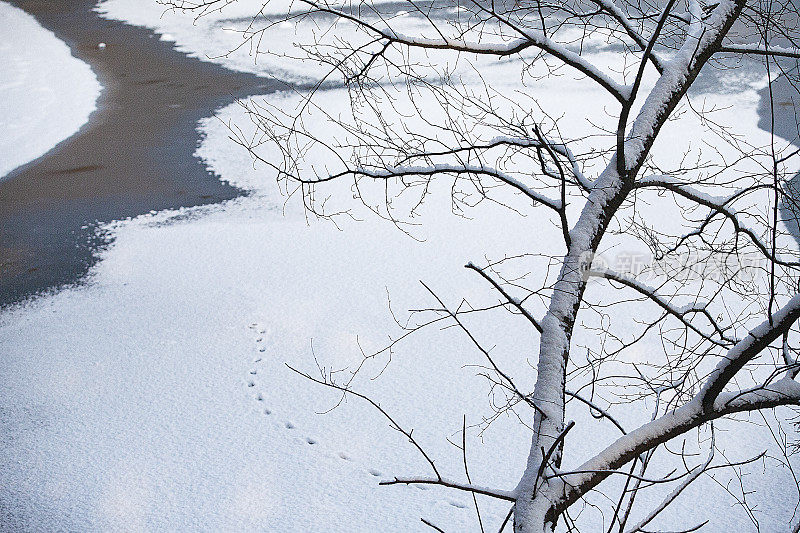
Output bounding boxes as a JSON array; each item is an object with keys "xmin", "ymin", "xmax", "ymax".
[
  {"xmin": 2, "ymin": 80, "xmax": 798, "ymax": 531},
  {"xmin": 96, "ymin": 0, "xmax": 619, "ymax": 83},
  {"xmin": 97, "ymin": 0, "xmax": 405, "ymax": 80},
  {"xmin": 0, "ymin": 2, "xmax": 101, "ymax": 180}
]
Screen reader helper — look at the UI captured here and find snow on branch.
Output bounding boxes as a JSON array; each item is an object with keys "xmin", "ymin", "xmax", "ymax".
[
  {"xmin": 380, "ymin": 476, "xmax": 517, "ymax": 501},
  {"xmin": 718, "ymin": 44, "xmax": 800, "ymax": 59},
  {"xmin": 300, "ymin": 163, "xmax": 564, "ymax": 212},
  {"xmin": 698, "ymin": 294, "xmax": 800, "ymax": 411},
  {"xmin": 589, "ymin": 267, "xmax": 737, "ymax": 346},
  {"xmin": 294, "ymin": 0, "xmax": 632, "ymax": 102},
  {"xmin": 396, "ymin": 135, "xmax": 590, "ymax": 191},
  {"xmin": 637, "ymin": 176, "xmax": 800, "ymax": 267},
  {"xmin": 589, "ymin": 0, "xmax": 666, "ymax": 73},
  {"xmin": 620, "ymin": 0, "xmax": 745, "ymax": 174},
  {"xmin": 556, "ymin": 295, "xmax": 800, "ymax": 512},
  {"xmin": 465, "ymin": 262, "xmax": 543, "ymax": 333}
]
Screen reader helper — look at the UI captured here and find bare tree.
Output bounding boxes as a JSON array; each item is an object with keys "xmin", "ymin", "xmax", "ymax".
[{"xmin": 166, "ymin": 0, "xmax": 800, "ymax": 530}]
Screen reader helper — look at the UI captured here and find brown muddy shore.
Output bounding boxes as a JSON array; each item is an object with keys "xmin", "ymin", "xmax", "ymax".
[{"xmin": 0, "ymin": 0, "xmax": 285, "ymax": 307}]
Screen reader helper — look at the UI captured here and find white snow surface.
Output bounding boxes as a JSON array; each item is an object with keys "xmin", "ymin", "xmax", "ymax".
[
  {"xmin": 0, "ymin": 1, "xmax": 101, "ymax": 180},
  {"xmin": 2, "ymin": 86, "xmax": 798, "ymax": 531},
  {"xmin": 2, "ymin": 2, "xmax": 800, "ymax": 532},
  {"xmin": 96, "ymin": 0, "xmax": 406, "ymax": 80},
  {"xmin": 0, "ymin": 112, "xmax": 539, "ymax": 530}
]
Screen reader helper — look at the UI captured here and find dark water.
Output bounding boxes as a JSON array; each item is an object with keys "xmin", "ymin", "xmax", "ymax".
[{"xmin": 0, "ymin": 0, "xmax": 287, "ymax": 308}]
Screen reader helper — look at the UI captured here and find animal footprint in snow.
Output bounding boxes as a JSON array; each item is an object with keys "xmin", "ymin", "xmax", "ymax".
[
  {"xmin": 368, "ymin": 469, "xmax": 382, "ymax": 477},
  {"xmin": 246, "ymin": 328, "xmax": 265, "ymax": 398},
  {"xmin": 249, "ymin": 324, "xmax": 269, "ymax": 351}
]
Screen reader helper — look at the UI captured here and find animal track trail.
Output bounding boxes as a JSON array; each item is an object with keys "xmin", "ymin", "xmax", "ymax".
[
  {"xmin": 243, "ymin": 322, "xmax": 469, "ymax": 512},
  {"xmin": 245, "ymin": 323, "xmax": 269, "ymax": 399},
  {"xmin": 245, "ymin": 322, "xmax": 309, "ymax": 436}
]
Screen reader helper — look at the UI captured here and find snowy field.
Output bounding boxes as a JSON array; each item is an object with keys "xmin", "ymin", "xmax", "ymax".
[
  {"xmin": 2, "ymin": 1, "xmax": 800, "ymax": 531},
  {"xmin": 0, "ymin": 2, "xmax": 101, "ymax": 179}
]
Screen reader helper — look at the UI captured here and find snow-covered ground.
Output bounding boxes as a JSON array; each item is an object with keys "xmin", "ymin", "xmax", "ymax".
[
  {"xmin": 96, "ymin": 0, "xmax": 403, "ymax": 81},
  {"xmin": 0, "ymin": 1, "xmax": 101, "ymax": 179},
  {"xmin": 2, "ymin": 1, "xmax": 799, "ymax": 531}
]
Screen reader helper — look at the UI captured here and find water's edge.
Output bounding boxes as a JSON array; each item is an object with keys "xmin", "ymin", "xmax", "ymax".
[
  {"xmin": 0, "ymin": 0, "xmax": 286, "ymax": 307},
  {"xmin": 762, "ymin": 73, "xmax": 800, "ymax": 239},
  {"xmin": 0, "ymin": 2, "xmax": 796, "ymax": 308}
]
